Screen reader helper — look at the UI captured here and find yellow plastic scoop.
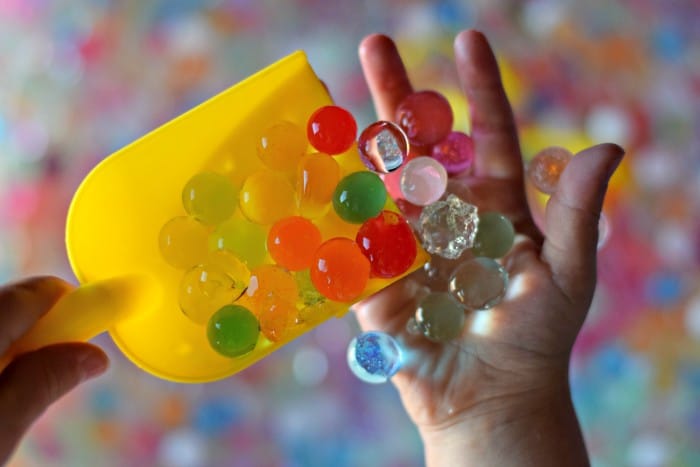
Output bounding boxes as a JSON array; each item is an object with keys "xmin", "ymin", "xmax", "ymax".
[{"xmin": 2, "ymin": 52, "xmax": 428, "ymax": 383}]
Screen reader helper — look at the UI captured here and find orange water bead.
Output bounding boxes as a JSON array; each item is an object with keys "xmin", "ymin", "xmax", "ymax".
[
  {"xmin": 267, "ymin": 216, "xmax": 322, "ymax": 271},
  {"xmin": 258, "ymin": 297, "xmax": 298, "ymax": 342},
  {"xmin": 246, "ymin": 264, "xmax": 299, "ymax": 313},
  {"xmin": 297, "ymin": 153, "xmax": 341, "ymax": 218},
  {"xmin": 310, "ymin": 238, "xmax": 370, "ymax": 302}
]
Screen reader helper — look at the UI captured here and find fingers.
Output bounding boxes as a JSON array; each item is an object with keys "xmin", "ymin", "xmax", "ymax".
[
  {"xmin": 454, "ymin": 30, "xmax": 523, "ymax": 180},
  {"xmin": 353, "ymin": 276, "xmax": 423, "ymax": 335},
  {"xmin": 0, "ymin": 343, "xmax": 108, "ymax": 464},
  {"xmin": 0, "ymin": 277, "xmax": 73, "ymax": 355},
  {"xmin": 358, "ymin": 34, "xmax": 414, "ymax": 121},
  {"xmin": 541, "ymin": 143, "xmax": 624, "ymax": 302}
]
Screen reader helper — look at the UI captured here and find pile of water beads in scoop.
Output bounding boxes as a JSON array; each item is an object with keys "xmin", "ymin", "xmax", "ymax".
[{"xmin": 159, "ymin": 104, "xmax": 423, "ymax": 359}]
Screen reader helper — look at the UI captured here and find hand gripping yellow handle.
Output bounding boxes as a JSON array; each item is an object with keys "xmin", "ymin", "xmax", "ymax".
[{"xmin": 0, "ymin": 275, "xmax": 161, "ymax": 373}]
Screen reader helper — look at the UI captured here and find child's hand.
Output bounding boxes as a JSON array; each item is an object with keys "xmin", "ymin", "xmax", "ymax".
[
  {"xmin": 0, "ymin": 277, "xmax": 109, "ymax": 465},
  {"xmin": 355, "ymin": 31, "xmax": 623, "ymax": 466}
]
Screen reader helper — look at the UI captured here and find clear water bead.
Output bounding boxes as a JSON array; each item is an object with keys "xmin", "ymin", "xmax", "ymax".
[
  {"xmin": 347, "ymin": 331, "xmax": 402, "ymax": 384},
  {"xmin": 418, "ymin": 194, "xmax": 479, "ymax": 259},
  {"xmin": 448, "ymin": 257, "xmax": 508, "ymax": 310},
  {"xmin": 358, "ymin": 121, "xmax": 409, "ymax": 173},
  {"xmin": 400, "ymin": 156, "xmax": 448, "ymax": 206},
  {"xmin": 527, "ymin": 146, "xmax": 573, "ymax": 195},
  {"xmin": 415, "ymin": 292, "xmax": 466, "ymax": 342}
]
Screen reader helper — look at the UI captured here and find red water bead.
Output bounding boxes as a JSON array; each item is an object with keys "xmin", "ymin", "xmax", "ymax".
[
  {"xmin": 395, "ymin": 90, "xmax": 453, "ymax": 146},
  {"xmin": 307, "ymin": 105, "xmax": 357, "ymax": 155},
  {"xmin": 310, "ymin": 238, "xmax": 370, "ymax": 302},
  {"xmin": 356, "ymin": 211, "xmax": 417, "ymax": 278},
  {"xmin": 267, "ymin": 216, "xmax": 322, "ymax": 271}
]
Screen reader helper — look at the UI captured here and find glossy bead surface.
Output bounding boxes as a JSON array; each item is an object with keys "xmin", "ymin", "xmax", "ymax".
[
  {"xmin": 418, "ymin": 194, "xmax": 479, "ymax": 259},
  {"xmin": 431, "ymin": 131, "xmax": 475, "ymax": 175},
  {"xmin": 210, "ymin": 216, "xmax": 267, "ymax": 268},
  {"xmin": 297, "ymin": 153, "xmax": 341, "ymax": 218},
  {"xmin": 332, "ymin": 171, "xmax": 387, "ymax": 224},
  {"xmin": 415, "ymin": 292, "xmax": 466, "ymax": 342},
  {"xmin": 358, "ymin": 121, "xmax": 409, "ymax": 173},
  {"xmin": 207, "ymin": 305, "xmax": 259, "ymax": 357},
  {"xmin": 246, "ymin": 264, "xmax": 299, "ymax": 314},
  {"xmin": 448, "ymin": 257, "xmax": 508, "ymax": 310},
  {"xmin": 179, "ymin": 259, "xmax": 247, "ymax": 325},
  {"xmin": 527, "ymin": 146, "xmax": 573, "ymax": 195},
  {"xmin": 347, "ymin": 331, "xmax": 402, "ymax": 384},
  {"xmin": 310, "ymin": 238, "xmax": 370, "ymax": 302},
  {"xmin": 395, "ymin": 90, "xmax": 453, "ymax": 146},
  {"xmin": 356, "ymin": 211, "xmax": 417, "ymax": 278},
  {"xmin": 159, "ymin": 216, "xmax": 209, "ymax": 269},
  {"xmin": 267, "ymin": 216, "xmax": 322, "ymax": 271},
  {"xmin": 240, "ymin": 170, "xmax": 296, "ymax": 224},
  {"xmin": 307, "ymin": 105, "xmax": 357, "ymax": 155},
  {"xmin": 182, "ymin": 172, "xmax": 238, "ymax": 225},
  {"xmin": 258, "ymin": 120, "xmax": 307, "ymax": 172},
  {"xmin": 472, "ymin": 212, "xmax": 515, "ymax": 258},
  {"xmin": 400, "ymin": 156, "xmax": 448, "ymax": 206}
]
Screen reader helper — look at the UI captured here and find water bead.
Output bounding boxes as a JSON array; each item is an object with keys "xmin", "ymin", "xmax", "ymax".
[
  {"xmin": 297, "ymin": 153, "xmax": 341, "ymax": 218},
  {"xmin": 400, "ymin": 156, "xmax": 448, "ymax": 206},
  {"xmin": 207, "ymin": 305, "xmax": 259, "ymax": 357},
  {"xmin": 448, "ymin": 257, "xmax": 508, "ymax": 310},
  {"xmin": 307, "ymin": 105, "xmax": 357, "ymax": 155},
  {"xmin": 267, "ymin": 216, "xmax": 322, "ymax": 271},
  {"xmin": 431, "ymin": 131, "xmax": 475, "ymax": 175},
  {"xmin": 159, "ymin": 216, "xmax": 209, "ymax": 269},
  {"xmin": 418, "ymin": 194, "xmax": 479, "ymax": 259},
  {"xmin": 295, "ymin": 269, "xmax": 325, "ymax": 308},
  {"xmin": 210, "ymin": 216, "xmax": 267, "ymax": 268},
  {"xmin": 395, "ymin": 90, "xmax": 453, "ymax": 146},
  {"xmin": 179, "ymin": 259, "xmax": 247, "ymax": 324},
  {"xmin": 182, "ymin": 172, "xmax": 238, "ymax": 225},
  {"xmin": 258, "ymin": 120, "xmax": 307, "ymax": 172},
  {"xmin": 258, "ymin": 297, "xmax": 297, "ymax": 342},
  {"xmin": 356, "ymin": 211, "xmax": 417, "ymax": 278},
  {"xmin": 472, "ymin": 212, "xmax": 515, "ymax": 258},
  {"xmin": 527, "ymin": 146, "xmax": 573, "ymax": 195},
  {"xmin": 240, "ymin": 170, "xmax": 296, "ymax": 224},
  {"xmin": 310, "ymin": 238, "xmax": 371, "ymax": 302},
  {"xmin": 246, "ymin": 264, "xmax": 299, "ymax": 313},
  {"xmin": 347, "ymin": 331, "xmax": 402, "ymax": 384},
  {"xmin": 358, "ymin": 121, "xmax": 409, "ymax": 173},
  {"xmin": 415, "ymin": 292, "xmax": 466, "ymax": 342},
  {"xmin": 332, "ymin": 172, "xmax": 387, "ymax": 224}
]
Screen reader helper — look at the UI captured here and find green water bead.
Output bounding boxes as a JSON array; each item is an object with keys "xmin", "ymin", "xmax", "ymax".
[
  {"xmin": 210, "ymin": 217, "xmax": 268, "ymax": 268},
  {"xmin": 472, "ymin": 212, "xmax": 515, "ymax": 258},
  {"xmin": 332, "ymin": 171, "xmax": 387, "ymax": 224},
  {"xmin": 415, "ymin": 292, "xmax": 465, "ymax": 342},
  {"xmin": 207, "ymin": 304, "xmax": 260, "ymax": 357},
  {"xmin": 182, "ymin": 172, "xmax": 239, "ymax": 225}
]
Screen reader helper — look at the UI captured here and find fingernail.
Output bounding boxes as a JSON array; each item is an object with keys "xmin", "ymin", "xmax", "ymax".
[{"xmin": 79, "ymin": 351, "xmax": 108, "ymax": 380}]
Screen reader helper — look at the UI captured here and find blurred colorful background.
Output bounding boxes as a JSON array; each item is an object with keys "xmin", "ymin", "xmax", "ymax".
[{"xmin": 1, "ymin": 0, "xmax": 699, "ymax": 465}]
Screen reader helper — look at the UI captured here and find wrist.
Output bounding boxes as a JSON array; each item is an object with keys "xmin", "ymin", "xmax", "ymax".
[{"xmin": 418, "ymin": 376, "xmax": 589, "ymax": 467}]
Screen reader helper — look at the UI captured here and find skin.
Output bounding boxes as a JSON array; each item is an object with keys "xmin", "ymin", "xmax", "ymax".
[
  {"xmin": 0, "ymin": 277, "xmax": 109, "ymax": 465},
  {"xmin": 354, "ymin": 30, "xmax": 624, "ymax": 466}
]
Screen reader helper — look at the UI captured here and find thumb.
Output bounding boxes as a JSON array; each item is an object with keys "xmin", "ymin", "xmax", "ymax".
[
  {"xmin": 0, "ymin": 343, "xmax": 108, "ymax": 463},
  {"xmin": 540, "ymin": 143, "xmax": 624, "ymax": 303}
]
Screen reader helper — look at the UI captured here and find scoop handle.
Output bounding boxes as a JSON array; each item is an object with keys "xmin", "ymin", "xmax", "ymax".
[{"xmin": 0, "ymin": 275, "xmax": 160, "ymax": 372}]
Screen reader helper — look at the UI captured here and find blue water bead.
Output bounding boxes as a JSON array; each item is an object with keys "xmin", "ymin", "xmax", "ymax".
[{"xmin": 346, "ymin": 331, "xmax": 402, "ymax": 384}]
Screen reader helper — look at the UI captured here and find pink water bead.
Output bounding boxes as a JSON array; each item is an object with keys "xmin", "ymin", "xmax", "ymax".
[
  {"xmin": 395, "ymin": 90, "xmax": 453, "ymax": 146},
  {"xmin": 431, "ymin": 131, "xmax": 475, "ymax": 175},
  {"xmin": 400, "ymin": 156, "xmax": 448, "ymax": 206},
  {"xmin": 358, "ymin": 121, "xmax": 409, "ymax": 173}
]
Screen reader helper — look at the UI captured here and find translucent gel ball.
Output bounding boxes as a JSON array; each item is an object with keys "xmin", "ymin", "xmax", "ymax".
[
  {"xmin": 400, "ymin": 156, "xmax": 448, "ymax": 206},
  {"xmin": 159, "ymin": 216, "xmax": 209, "ymax": 269},
  {"xmin": 209, "ymin": 216, "xmax": 268, "ymax": 268},
  {"xmin": 207, "ymin": 305, "xmax": 259, "ymax": 357},
  {"xmin": 257, "ymin": 296, "xmax": 297, "ymax": 342},
  {"xmin": 526, "ymin": 146, "xmax": 573, "ymax": 195},
  {"xmin": 258, "ymin": 120, "xmax": 307, "ymax": 172},
  {"xmin": 310, "ymin": 238, "xmax": 370, "ymax": 302},
  {"xmin": 267, "ymin": 216, "xmax": 322, "ymax": 271},
  {"xmin": 182, "ymin": 172, "xmax": 238, "ymax": 225},
  {"xmin": 332, "ymin": 171, "xmax": 387, "ymax": 224},
  {"xmin": 472, "ymin": 212, "xmax": 515, "ymax": 258},
  {"xmin": 297, "ymin": 153, "xmax": 341, "ymax": 219},
  {"xmin": 449, "ymin": 257, "xmax": 509, "ymax": 310},
  {"xmin": 415, "ymin": 292, "xmax": 466, "ymax": 342},
  {"xmin": 355, "ymin": 210, "xmax": 417, "ymax": 278},
  {"xmin": 307, "ymin": 105, "xmax": 357, "ymax": 155},
  {"xmin": 347, "ymin": 331, "xmax": 402, "ymax": 384},
  {"xmin": 395, "ymin": 90, "xmax": 454, "ymax": 146},
  {"xmin": 240, "ymin": 170, "xmax": 297, "ymax": 225},
  {"xmin": 431, "ymin": 131, "xmax": 475, "ymax": 175},
  {"xmin": 358, "ymin": 121, "xmax": 409, "ymax": 173}
]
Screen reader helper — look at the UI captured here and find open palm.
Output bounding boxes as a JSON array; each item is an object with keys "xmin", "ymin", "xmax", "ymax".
[{"xmin": 353, "ymin": 31, "xmax": 624, "ymax": 432}]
